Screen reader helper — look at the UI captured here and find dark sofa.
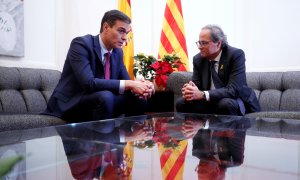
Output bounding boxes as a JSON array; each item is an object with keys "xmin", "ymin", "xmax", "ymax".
[
  {"xmin": 167, "ymin": 71, "xmax": 300, "ymax": 119},
  {"xmin": 0, "ymin": 66, "xmax": 66, "ymax": 132}
]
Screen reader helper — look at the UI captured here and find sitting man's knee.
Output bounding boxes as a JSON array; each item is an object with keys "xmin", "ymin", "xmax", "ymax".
[
  {"xmin": 93, "ymin": 91, "xmax": 115, "ymax": 114},
  {"xmin": 95, "ymin": 91, "xmax": 114, "ymax": 103},
  {"xmin": 176, "ymin": 97, "xmax": 187, "ymax": 112},
  {"xmin": 217, "ymin": 98, "xmax": 239, "ymax": 115}
]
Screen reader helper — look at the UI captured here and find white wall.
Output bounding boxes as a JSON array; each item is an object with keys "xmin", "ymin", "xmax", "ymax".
[
  {"xmin": 0, "ymin": 0, "xmax": 57, "ymax": 69},
  {"xmin": 0, "ymin": 0, "xmax": 300, "ymax": 72}
]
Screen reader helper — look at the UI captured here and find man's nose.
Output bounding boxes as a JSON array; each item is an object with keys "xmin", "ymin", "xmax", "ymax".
[{"xmin": 121, "ymin": 33, "xmax": 127, "ymax": 41}]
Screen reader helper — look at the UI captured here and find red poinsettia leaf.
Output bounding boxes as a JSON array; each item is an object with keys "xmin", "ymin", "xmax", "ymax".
[
  {"xmin": 161, "ymin": 135, "xmax": 169, "ymax": 143},
  {"xmin": 158, "ymin": 75, "xmax": 168, "ymax": 88},
  {"xmin": 155, "ymin": 75, "xmax": 164, "ymax": 87},
  {"xmin": 155, "ymin": 68, "xmax": 163, "ymax": 75},
  {"xmin": 161, "ymin": 74, "xmax": 168, "ymax": 82},
  {"xmin": 150, "ymin": 61, "xmax": 161, "ymax": 70},
  {"xmin": 160, "ymin": 61, "xmax": 173, "ymax": 74},
  {"xmin": 152, "ymin": 136, "xmax": 158, "ymax": 142}
]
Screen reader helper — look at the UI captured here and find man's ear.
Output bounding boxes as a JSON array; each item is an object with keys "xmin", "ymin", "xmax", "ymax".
[
  {"xmin": 217, "ymin": 40, "xmax": 222, "ymax": 49},
  {"xmin": 103, "ymin": 22, "xmax": 110, "ymax": 32}
]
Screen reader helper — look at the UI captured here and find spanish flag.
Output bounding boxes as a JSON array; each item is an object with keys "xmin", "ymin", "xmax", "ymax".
[
  {"xmin": 122, "ymin": 142, "xmax": 134, "ymax": 179},
  {"xmin": 158, "ymin": 0, "xmax": 189, "ymax": 70},
  {"xmin": 118, "ymin": 0, "xmax": 135, "ymax": 79}
]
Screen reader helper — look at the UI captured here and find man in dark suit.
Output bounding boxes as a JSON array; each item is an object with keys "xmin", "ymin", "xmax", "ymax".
[
  {"xmin": 43, "ymin": 10, "xmax": 155, "ymax": 122},
  {"xmin": 192, "ymin": 116, "xmax": 250, "ymax": 180},
  {"xmin": 56, "ymin": 117, "xmax": 153, "ymax": 179},
  {"xmin": 176, "ymin": 25, "xmax": 260, "ymax": 115}
]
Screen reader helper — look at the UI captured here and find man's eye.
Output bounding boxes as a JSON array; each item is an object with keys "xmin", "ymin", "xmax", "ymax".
[{"xmin": 118, "ymin": 29, "xmax": 126, "ymax": 34}]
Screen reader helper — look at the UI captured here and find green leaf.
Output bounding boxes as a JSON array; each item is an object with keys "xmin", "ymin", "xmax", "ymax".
[{"xmin": 0, "ymin": 155, "xmax": 24, "ymax": 178}]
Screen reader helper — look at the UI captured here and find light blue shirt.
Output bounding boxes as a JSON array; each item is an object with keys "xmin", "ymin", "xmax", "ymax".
[{"xmin": 99, "ymin": 35, "xmax": 125, "ymax": 94}]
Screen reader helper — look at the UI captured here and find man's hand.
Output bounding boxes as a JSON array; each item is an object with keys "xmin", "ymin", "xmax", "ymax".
[
  {"xmin": 124, "ymin": 121, "xmax": 154, "ymax": 142},
  {"xmin": 125, "ymin": 80, "xmax": 155, "ymax": 100},
  {"xmin": 182, "ymin": 120, "xmax": 204, "ymax": 138},
  {"xmin": 142, "ymin": 80, "xmax": 155, "ymax": 99},
  {"xmin": 181, "ymin": 81, "xmax": 205, "ymax": 101}
]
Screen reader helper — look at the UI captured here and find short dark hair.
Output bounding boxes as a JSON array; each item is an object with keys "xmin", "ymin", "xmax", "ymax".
[
  {"xmin": 100, "ymin": 10, "xmax": 131, "ymax": 33},
  {"xmin": 202, "ymin": 25, "xmax": 228, "ymax": 47}
]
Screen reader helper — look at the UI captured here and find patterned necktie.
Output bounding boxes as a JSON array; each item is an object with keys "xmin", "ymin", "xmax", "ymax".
[
  {"xmin": 210, "ymin": 60, "xmax": 224, "ymax": 88},
  {"xmin": 105, "ymin": 52, "xmax": 111, "ymax": 79}
]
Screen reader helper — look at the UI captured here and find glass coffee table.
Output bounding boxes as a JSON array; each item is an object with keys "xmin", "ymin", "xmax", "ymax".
[{"xmin": 1, "ymin": 112, "xmax": 300, "ymax": 179}]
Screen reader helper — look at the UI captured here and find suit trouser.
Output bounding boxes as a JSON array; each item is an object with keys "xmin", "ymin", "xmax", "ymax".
[
  {"xmin": 62, "ymin": 91, "xmax": 147, "ymax": 122},
  {"xmin": 176, "ymin": 97, "xmax": 244, "ymax": 116}
]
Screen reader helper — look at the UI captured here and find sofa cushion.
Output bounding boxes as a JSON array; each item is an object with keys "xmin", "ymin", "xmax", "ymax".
[
  {"xmin": 259, "ymin": 89, "xmax": 281, "ymax": 111},
  {"xmin": 280, "ymin": 89, "xmax": 300, "ymax": 111},
  {"xmin": 282, "ymin": 71, "xmax": 300, "ymax": 89},
  {"xmin": 0, "ymin": 90, "xmax": 27, "ymax": 113},
  {"xmin": 0, "ymin": 66, "xmax": 61, "ymax": 113},
  {"xmin": 246, "ymin": 71, "xmax": 300, "ymax": 112}
]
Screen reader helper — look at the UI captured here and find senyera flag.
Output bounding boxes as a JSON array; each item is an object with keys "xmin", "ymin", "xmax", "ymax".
[{"xmin": 158, "ymin": 0, "xmax": 189, "ymax": 71}]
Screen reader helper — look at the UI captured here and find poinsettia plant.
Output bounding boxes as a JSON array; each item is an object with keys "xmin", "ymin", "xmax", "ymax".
[
  {"xmin": 133, "ymin": 53, "xmax": 186, "ymax": 90},
  {"xmin": 133, "ymin": 117, "xmax": 180, "ymax": 150},
  {"xmin": 133, "ymin": 53, "xmax": 156, "ymax": 80},
  {"xmin": 151, "ymin": 54, "xmax": 186, "ymax": 90},
  {"xmin": 151, "ymin": 117, "xmax": 180, "ymax": 149}
]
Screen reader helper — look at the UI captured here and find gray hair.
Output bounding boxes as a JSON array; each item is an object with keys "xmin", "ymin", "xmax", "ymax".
[{"xmin": 202, "ymin": 25, "xmax": 228, "ymax": 47}]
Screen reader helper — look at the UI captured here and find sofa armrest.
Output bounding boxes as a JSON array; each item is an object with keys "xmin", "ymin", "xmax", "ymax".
[
  {"xmin": 167, "ymin": 71, "xmax": 193, "ymax": 109},
  {"xmin": 167, "ymin": 71, "xmax": 193, "ymax": 94}
]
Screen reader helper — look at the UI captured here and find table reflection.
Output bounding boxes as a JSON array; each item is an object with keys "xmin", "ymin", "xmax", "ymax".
[
  {"xmin": 191, "ymin": 116, "xmax": 251, "ymax": 180},
  {"xmin": 56, "ymin": 113, "xmax": 251, "ymax": 180}
]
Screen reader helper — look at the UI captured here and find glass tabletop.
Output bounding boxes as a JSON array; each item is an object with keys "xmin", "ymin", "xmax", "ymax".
[{"xmin": 1, "ymin": 112, "xmax": 300, "ymax": 180}]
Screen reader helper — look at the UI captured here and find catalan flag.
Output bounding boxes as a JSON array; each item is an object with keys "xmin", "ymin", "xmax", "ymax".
[
  {"xmin": 158, "ymin": 140, "xmax": 188, "ymax": 180},
  {"xmin": 118, "ymin": 0, "xmax": 135, "ymax": 79},
  {"xmin": 158, "ymin": 0, "xmax": 189, "ymax": 70}
]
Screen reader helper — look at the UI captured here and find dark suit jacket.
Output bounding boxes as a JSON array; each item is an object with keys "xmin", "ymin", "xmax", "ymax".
[
  {"xmin": 192, "ymin": 117, "xmax": 250, "ymax": 167},
  {"xmin": 192, "ymin": 45, "xmax": 260, "ymax": 113},
  {"xmin": 44, "ymin": 35, "xmax": 130, "ymax": 118},
  {"xmin": 56, "ymin": 121, "xmax": 128, "ymax": 180}
]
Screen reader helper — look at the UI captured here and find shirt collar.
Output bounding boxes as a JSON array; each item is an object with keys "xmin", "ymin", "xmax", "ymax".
[
  {"xmin": 212, "ymin": 50, "xmax": 222, "ymax": 62},
  {"xmin": 99, "ymin": 35, "xmax": 112, "ymax": 59}
]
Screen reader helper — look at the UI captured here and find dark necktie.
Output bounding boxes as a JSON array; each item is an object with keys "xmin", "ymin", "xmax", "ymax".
[
  {"xmin": 105, "ymin": 52, "xmax": 111, "ymax": 79},
  {"xmin": 210, "ymin": 61, "xmax": 246, "ymax": 115},
  {"xmin": 210, "ymin": 60, "xmax": 224, "ymax": 88}
]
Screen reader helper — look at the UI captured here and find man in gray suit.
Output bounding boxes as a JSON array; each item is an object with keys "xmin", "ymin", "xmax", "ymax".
[{"xmin": 176, "ymin": 25, "xmax": 260, "ymax": 115}]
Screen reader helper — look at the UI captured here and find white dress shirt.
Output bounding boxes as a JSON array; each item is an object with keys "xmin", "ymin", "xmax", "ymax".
[{"xmin": 204, "ymin": 50, "xmax": 222, "ymax": 101}]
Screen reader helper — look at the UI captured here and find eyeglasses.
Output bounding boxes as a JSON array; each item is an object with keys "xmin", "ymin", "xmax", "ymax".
[{"xmin": 195, "ymin": 40, "xmax": 212, "ymax": 47}]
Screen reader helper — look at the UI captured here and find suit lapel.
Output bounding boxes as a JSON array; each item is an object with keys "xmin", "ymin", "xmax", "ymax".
[
  {"xmin": 93, "ymin": 35, "xmax": 103, "ymax": 63},
  {"xmin": 93, "ymin": 35, "xmax": 105, "ymax": 78},
  {"xmin": 218, "ymin": 49, "xmax": 227, "ymax": 82},
  {"xmin": 204, "ymin": 60, "xmax": 211, "ymax": 90}
]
